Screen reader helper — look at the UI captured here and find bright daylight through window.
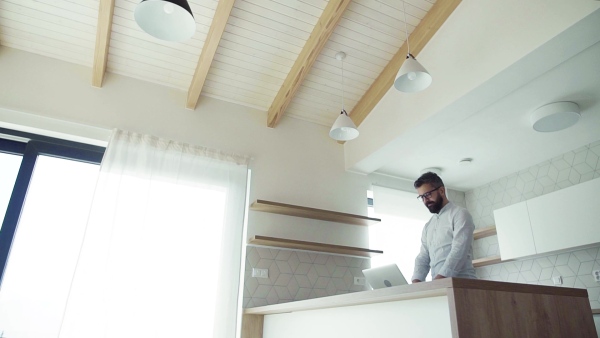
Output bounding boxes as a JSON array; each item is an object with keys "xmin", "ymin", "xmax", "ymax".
[
  {"xmin": 0, "ymin": 130, "xmax": 248, "ymax": 338},
  {"xmin": 56, "ymin": 174, "xmax": 228, "ymax": 338},
  {"xmin": 368, "ymin": 186, "xmax": 432, "ymax": 281},
  {"xmin": 0, "ymin": 155, "xmax": 100, "ymax": 338}
]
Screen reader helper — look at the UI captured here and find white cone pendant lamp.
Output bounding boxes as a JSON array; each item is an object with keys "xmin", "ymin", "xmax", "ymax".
[
  {"xmin": 329, "ymin": 52, "xmax": 359, "ymax": 141},
  {"xmin": 330, "ymin": 109, "xmax": 359, "ymax": 141},
  {"xmin": 394, "ymin": 53, "xmax": 432, "ymax": 93},
  {"xmin": 135, "ymin": 0, "xmax": 196, "ymax": 42},
  {"xmin": 394, "ymin": 1, "xmax": 432, "ymax": 93}
]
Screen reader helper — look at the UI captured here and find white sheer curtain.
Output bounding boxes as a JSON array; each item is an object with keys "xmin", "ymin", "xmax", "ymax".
[
  {"xmin": 58, "ymin": 130, "xmax": 250, "ymax": 338},
  {"xmin": 370, "ymin": 186, "xmax": 431, "ymax": 280}
]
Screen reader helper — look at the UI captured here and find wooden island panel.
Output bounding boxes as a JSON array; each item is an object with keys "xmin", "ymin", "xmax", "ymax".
[{"xmin": 449, "ymin": 286, "xmax": 595, "ymax": 337}]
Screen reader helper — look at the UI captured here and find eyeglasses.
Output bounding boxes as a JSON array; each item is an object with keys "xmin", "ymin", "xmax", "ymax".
[{"xmin": 417, "ymin": 186, "xmax": 441, "ymax": 201}]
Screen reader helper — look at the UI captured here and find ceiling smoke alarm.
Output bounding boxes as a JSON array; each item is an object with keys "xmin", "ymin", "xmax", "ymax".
[{"xmin": 459, "ymin": 158, "xmax": 473, "ymax": 166}]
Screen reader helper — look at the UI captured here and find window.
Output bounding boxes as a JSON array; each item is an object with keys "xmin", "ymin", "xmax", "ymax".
[
  {"xmin": 368, "ymin": 186, "xmax": 432, "ymax": 281},
  {"xmin": 0, "ymin": 140, "xmax": 25, "ymax": 232},
  {"xmin": 0, "ymin": 129, "xmax": 104, "ymax": 338},
  {"xmin": 0, "ymin": 129, "xmax": 249, "ymax": 338}
]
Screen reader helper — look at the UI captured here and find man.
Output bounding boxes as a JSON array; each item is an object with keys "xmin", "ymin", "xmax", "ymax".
[{"xmin": 411, "ymin": 172, "xmax": 476, "ymax": 283}]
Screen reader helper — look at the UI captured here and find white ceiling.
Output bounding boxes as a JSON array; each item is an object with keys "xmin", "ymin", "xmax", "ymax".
[
  {"xmin": 376, "ymin": 19, "xmax": 600, "ymax": 189},
  {"xmin": 0, "ymin": 0, "xmax": 434, "ymax": 126},
  {"xmin": 351, "ymin": 3, "xmax": 600, "ymax": 191},
  {"xmin": 1, "ymin": 0, "xmax": 599, "ymax": 192}
]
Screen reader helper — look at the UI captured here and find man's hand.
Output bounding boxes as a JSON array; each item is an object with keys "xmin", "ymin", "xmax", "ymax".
[
  {"xmin": 433, "ymin": 274, "xmax": 446, "ymax": 280},
  {"xmin": 411, "ymin": 279, "xmax": 422, "ymax": 283}
]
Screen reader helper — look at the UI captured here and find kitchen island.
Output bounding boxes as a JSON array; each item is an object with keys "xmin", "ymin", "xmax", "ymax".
[{"xmin": 242, "ymin": 278, "xmax": 596, "ymax": 338}]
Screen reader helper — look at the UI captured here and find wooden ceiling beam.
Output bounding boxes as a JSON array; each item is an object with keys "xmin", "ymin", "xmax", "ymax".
[
  {"xmin": 91, "ymin": 0, "xmax": 115, "ymax": 87},
  {"xmin": 349, "ymin": 0, "xmax": 462, "ymax": 127},
  {"xmin": 186, "ymin": 0, "xmax": 236, "ymax": 110},
  {"xmin": 266, "ymin": 0, "xmax": 352, "ymax": 128}
]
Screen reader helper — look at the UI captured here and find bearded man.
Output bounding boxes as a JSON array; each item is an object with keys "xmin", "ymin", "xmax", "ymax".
[{"xmin": 411, "ymin": 172, "xmax": 477, "ymax": 283}]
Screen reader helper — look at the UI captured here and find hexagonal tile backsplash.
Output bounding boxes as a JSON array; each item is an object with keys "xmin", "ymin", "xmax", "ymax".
[
  {"xmin": 467, "ymin": 139, "xmax": 600, "ymax": 309},
  {"xmin": 243, "ymin": 247, "xmax": 370, "ymax": 308}
]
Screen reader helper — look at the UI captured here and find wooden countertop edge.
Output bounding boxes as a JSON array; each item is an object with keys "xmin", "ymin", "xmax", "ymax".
[
  {"xmin": 593, "ymin": 308, "xmax": 600, "ymax": 315},
  {"xmin": 449, "ymin": 278, "xmax": 588, "ymax": 298},
  {"xmin": 243, "ymin": 278, "xmax": 589, "ymax": 315}
]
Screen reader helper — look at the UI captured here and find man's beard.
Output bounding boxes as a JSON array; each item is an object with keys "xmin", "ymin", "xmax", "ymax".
[{"xmin": 426, "ymin": 195, "xmax": 444, "ymax": 214}]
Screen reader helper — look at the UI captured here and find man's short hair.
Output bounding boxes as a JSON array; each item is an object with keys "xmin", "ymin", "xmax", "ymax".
[{"xmin": 414, "ymin": 172, "xmax": 445, "ymax": 189}]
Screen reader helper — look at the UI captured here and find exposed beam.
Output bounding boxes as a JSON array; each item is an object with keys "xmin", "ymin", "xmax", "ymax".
[
  {"xmin": 186, "ymin": 0, "xmax": 236, "ymax": 110},
  {"xmin": 349, "ymin": 0, "xmax": 462, "ymax": 127},
  {"xmin": 266, "ymin": 0, "xmax": 352, "ymax": 128},
  {"xmin": 91, "ymin": 0, "xmax": 115, "ymax": 87}
]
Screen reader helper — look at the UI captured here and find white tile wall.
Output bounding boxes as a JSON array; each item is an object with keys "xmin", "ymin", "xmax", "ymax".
[
  {"xmin": 466, "ymin": 139, "xmax": 600, "ymax": 309},
  {"xmin": 446, "ymin": 189, "xmax": 467, "ymax": 209},
  {"xmin": 243, "ymin": 247, "xmax": 370, "ymax": 308}
]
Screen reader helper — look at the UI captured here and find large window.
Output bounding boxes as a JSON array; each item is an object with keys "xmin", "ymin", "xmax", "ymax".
[
  {"xmin": 0, "ymin": 129, "xmax": 249, "ymax": 338},
  {"xmin": 0, "ymin": 129, "xmax": 104, "ymax": 337},
  {"xmin": 368, "ymin": 186, "xmax": 432, "ymax": 281}
]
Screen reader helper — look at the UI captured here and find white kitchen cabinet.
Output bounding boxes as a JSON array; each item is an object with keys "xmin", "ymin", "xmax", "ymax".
[
  {"xmin": 527, "ymin": 177, "xmax": 600, "ymax": 254},
  {"xmin": 494, "ymin": 201, "xmax": 537, "ymax": 260},
  {"xmin": 494, "ymin": 178, "xmax": 600, "ymax": 260}
]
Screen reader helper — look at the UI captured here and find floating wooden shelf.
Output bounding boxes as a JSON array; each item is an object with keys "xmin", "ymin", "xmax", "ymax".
[
  {"xmin": 250, "ymin": 200, "xmax": 381, "ymax": 226},
  {"xmin": 472, "ymin": 255, "xmax": 502, "ymax": 268},
  {"xmin": 474, "ymin": 225, "xmax": 497, "ymax": 240},
  {"xmin": 248, "ymin": 235, "xmax": 383, "ymax": 258},
  {"xmin": 472, "ymin": 227, "xmax": 501, "ymax": 267}
]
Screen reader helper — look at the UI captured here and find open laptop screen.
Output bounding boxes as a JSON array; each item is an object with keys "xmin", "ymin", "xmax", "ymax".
[{"xmin": 362, "ymin": 264, "xmax": 408, "ymax": 289}]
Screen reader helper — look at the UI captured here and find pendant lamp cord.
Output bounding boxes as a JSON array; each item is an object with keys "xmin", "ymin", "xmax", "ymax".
[
  {"xmin": 341, "ymin": 55, "xmax": 346, "ymax": 113},
  {"xmin": 402, "ymin": 0, "xmax": 411, "ymax": 56}
]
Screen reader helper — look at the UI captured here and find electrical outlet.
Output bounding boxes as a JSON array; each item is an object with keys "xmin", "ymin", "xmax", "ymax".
[
  {"xmin": 354, "ymin": 277, "xmax": 366, "ymax": 285},
  {"xmin": 592, "ymin": 270, "xmax": 600, "ymax": 282},
  {"xmin": 252, "ymin": 268, "xmax": 269, "ymax": 279},
  {"xmin": 552, "ymin": 276, "xmax": 562, "ymax": 285}
]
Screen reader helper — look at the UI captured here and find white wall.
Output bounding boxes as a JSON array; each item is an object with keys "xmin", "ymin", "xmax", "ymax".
[{"xmin": 0, "ymin": 47, "xmax": 371, "ymax": 248}]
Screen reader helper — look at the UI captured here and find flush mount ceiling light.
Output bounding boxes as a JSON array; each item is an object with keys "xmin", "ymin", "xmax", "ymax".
[
  {"xmin": 530, "ymin": 101, "xmax": 581, "ymax": 132},
  {"xmin": 134, "ymin": 0, "xmax": 196, "ymax": 42},
  {"xmin": 330, "ymin": 52, "xmax": 359, "ymax": 141},
  {"xmin": 394, "ymin": 0, "xmax": 432, "ymax": 93}
]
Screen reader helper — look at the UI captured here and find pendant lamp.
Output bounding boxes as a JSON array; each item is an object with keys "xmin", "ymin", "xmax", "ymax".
[
  {"xmin": 394, "ymin": 1, "xmax": 432, "ymax": 93},
  {"xmin": 135, "ymin": 0, "xmax": 196, "ymax": 42},
  {"xmin": 330, "ymin": 52, "xmax": 359, "ymax": 141}
]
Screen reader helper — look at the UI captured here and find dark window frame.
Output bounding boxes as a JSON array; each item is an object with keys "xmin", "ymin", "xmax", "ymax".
[{"xmin": 0, "ymin": 127, "xmax": 105, "ymax": 285}]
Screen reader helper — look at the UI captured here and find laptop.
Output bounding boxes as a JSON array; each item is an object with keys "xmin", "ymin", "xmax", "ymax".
[{"xmin": 362, "ymin": 264, "xmax": 408, "ymax": 289}]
